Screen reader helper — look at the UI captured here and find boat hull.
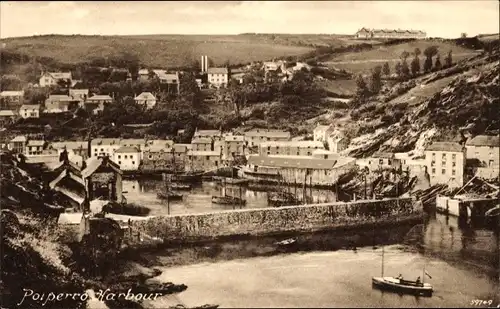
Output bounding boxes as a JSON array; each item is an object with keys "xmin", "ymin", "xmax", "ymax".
[
  {"xmin": 211, "ymin": 196, "xmax": 246, "ymax": 205},
  {"xmin": 372, "ymin": 277, "xmax": 433, "ymax": 297},
  {"xmin": 157, "ymin": 192, "xmax": 183, "ymax": 201}
]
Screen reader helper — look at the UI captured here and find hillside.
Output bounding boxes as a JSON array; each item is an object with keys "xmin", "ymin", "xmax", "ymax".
[
  {"xmin": 0, "ymin": 34, "xmax": 382, "ymax": 69},
  {"xmin": 327, "ymin": 46, "xmax": 500, "ymax": 158},
  {"xmin": 323, "ymin": 39, "xmax": 481, "ymax": 75}
]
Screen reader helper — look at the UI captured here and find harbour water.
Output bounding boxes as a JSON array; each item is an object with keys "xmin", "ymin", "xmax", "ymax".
[
  {"xmin": 124, "ymin": 179, "xmax": 499, "ymax": 308},
  {"xmin": 122, "ymin": 179, "xmax": 339, "ymax": 216}
]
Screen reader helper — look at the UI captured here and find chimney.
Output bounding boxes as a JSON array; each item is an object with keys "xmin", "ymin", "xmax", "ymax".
[
  {"xmin": 204, "ymin": 55, "xmax": 208, "ymax": 72},
  {"xmin": 201, "ymin": 55, "xmax": 205, "ymax": 73}
]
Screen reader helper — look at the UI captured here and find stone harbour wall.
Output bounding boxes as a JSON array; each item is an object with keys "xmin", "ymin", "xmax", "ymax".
[{"xmin": 135, "ymin": 198, "xmax": 422, "ymax": 242}]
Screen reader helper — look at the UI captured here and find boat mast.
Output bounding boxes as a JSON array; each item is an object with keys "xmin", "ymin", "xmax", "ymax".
[
  {"xmin": 422, "ymin": 215, "xmax": 425, "ymax": 284},
  {"xmin": 381, "ymin": 246, "xmax": 385, "ymax": 277}
]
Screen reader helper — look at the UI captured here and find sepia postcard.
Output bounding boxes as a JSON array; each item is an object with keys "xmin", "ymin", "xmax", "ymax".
[{"xmin": 0, "ymin": 1, "xmax": 499, "ymax": 308}]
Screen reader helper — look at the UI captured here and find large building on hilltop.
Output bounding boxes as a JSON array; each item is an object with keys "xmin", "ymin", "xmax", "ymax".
[{"xmin": 355, "ymin": 27, "xmax": 426, "ymax": 39}]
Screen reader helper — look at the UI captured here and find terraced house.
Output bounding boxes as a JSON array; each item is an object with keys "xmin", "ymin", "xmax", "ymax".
[
  {"xmin": 39, "ymin": 72, "xmax": 73, "ymax": 88},
  {"xmin": 19, "ymin": 104, "xmax": 41, "ymax": 118},
  {"xmin": 244, "ymin": 129, "xmax": 291, "ymax": 148},
  {"xmin": 425, "ymin": 142, "xmax": 465, "ymax": 188},
  {"xmin": 465, "ymin": 135, "xmax": 499, "ymax": 179},
  {"xmin": 91, "ymin": 138, "xmax": 121, "ymax": 158},
  {"xmin": 354, "ymin": 27, "xmax": 426, "ymax": 39},
  {"xmin": 259, "ymin": 141, "xmax": 324, "ymax": 157}
]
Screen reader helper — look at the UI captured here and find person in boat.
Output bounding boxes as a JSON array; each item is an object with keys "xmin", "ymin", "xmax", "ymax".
[
  {"xmin": 396, "ymin": 274, "xmax": 403, "ymax": 280},
  {"xmin": 416, "ymin": 276, "xmax": 421, "ymax": 285}
]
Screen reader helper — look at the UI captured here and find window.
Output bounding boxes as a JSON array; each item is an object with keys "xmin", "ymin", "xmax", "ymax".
[
  {"xmin": 432, "ymin": 153, "xmax": 436, "ymax": 158},
  {"xmin": 452, "ymin": 162, "xmax": 456, "ymax": 167},
  {"xmin": 442, "ymin": 169, "xmax": 446, "ymax": 175},
  {"xmin": 124, "ymin": 155, "xmax": 128, "ymax": 159},
  {"xmin": 132, "ymin": 161, "xmax": 135, "ymax": 165},
  {"xmin": 206, "ymin": 156, "xmax": 209, "ymax": 160},
  {"xmin": 118, "ymin": 155, "xmax": 121, "ymax": 159},
  {"xmin": 118, "ymin": 161, "xmax": 121, "ymax": 165},
  {"xmin": 149, "ymin": 155, "xmax": 152, "ymax": 159},
  {"xmin": 325, "ymin": 170, "xmax": 328, "ymax": 176},
  {"xmin": 432, "ymin": 168, "xmax": 436, "ymax": 174},
  {"xmin": 388, "ymin": 159, "xmax": 391, "ymax": 165},
  {"xmin": 452, "ymin": 154, "xmax": 456, "ymax": 160},
  {"xmin": 442, "ymin": 161, "xmax": 446, "ymax": 166},
  {"xmin": 324, "ymin": 155, "xmax": 328, "ymax": 159},
  {"xmin": 101, "ymin": 148, "xmax": 104, "ymax": 152},
  {"xmin": 452, "ymin": 169, "xmax": 456, "ymax": 176},
  {"xmin": 379, "ymin": 159, "xmax": 383, "ymax": 165}
]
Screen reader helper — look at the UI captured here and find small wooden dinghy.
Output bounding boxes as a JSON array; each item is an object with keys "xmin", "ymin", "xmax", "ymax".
[{"xmin": 274, "ymin": 238, "xmax": 297, "ymax": 246}]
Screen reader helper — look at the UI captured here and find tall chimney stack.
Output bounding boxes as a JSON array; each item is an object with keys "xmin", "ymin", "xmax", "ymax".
[
  {"xmin": 204, "ymin": 56, "xmax": 208, "ymax": 72},
  {"xmin": 201, "ymin": 55, "xmax": 205, "ymax": 73}
]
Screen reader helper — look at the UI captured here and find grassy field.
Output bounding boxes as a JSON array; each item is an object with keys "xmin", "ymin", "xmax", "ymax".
[
  {"xmin": 0, "ymin": 34, "xmax": 382, "ymax": 68},
  {"xmin": 323, "ymin": 40, "xmax": 480, "ymax": 74}
]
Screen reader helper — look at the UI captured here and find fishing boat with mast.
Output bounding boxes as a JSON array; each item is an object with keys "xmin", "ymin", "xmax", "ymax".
[
  {"xmin": 372, "ymin": 200, "xmax": 433, "ymax": 297},
  {"xmin": 157, "ymin": 172, "xmax": 183, "ymax": 201},
  {"xmin": 211, "ymin": 177, "xmax": 246, "ymax": 205},
  {"xmin": 267, "ymin": 172, "xmax": 300, "ymax": 207}
]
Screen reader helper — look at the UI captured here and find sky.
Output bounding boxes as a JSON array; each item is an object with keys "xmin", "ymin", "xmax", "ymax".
[{"xmin": 0, "ymin": 1, "xmax": 498, "ymax": 38}]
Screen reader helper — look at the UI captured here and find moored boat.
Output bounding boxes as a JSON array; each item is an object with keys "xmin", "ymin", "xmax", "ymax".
[
  {"xmin": 172, "ymin": 172, "xmax": 203, "ymax": 183},
  {"xmin": 275, "ymin": 238, "xmax": 297, "ymax": 246},
  {"xmin": 485, "ymin": 204, "xmax": 500, "ymax": 218},
  {"xmin": 157, "ymin": 190, "xmax": 183, "ymax": 201},
  {"xmin": 169, "ymin": 183, "xmax": 191, "ymax": 190},
  {"xmin": 372, "ymin": 276, "xmax": 433, "ymax": 296},
  {"xmin": 268, "ymin": 191, "xmax": 300, "ymax": 207},
  {"xmin": 211, "ymin": 195, "xmax": 246, "ymax": 205}
]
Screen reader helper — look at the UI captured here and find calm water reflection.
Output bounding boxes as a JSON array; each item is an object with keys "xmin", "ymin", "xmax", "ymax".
[
  {"xmin": 123, "ymin": 179, "xmax": 339, "ymax": 216},
  {"xmin": 123, "ymin": 179, "xmax": 499, "ymax": 307}
]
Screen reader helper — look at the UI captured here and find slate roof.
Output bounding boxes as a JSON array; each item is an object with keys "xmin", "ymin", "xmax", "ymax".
[
  {"xmin": 134, "ymin": 92, "xmax": 157, "ymax": 101},
  {"xmin": 27, "ymin": 140, "xmax": 45, "ymax": 147},
  {"xmin": 51, "ymin": 141, "xmax": 88, "ymax": 150},
  {"xmin": 81, "ymin": 157, "xmax": 122, "ymax": 178},
  {"xmin": 248, "ymin": 155, "xmax": 341, "ymax": 170},
  {"xmin": 425, "ymin": 142, "xmax": 464, "ymax": 152},
  {"xmin": 465, "ymin": 135, "xmax": 499, "ymax": 147},
  {"xmin": 87, "ymin": 95, "xmax": 113, "ymax": 101},
  {"xmin": 244, "ymin": 129, "xmax": 290, "ymax": 139},
  {"xmin": 114, "ymin": 146, "xmax": 140, "ymax": 153},
  {"xmin": 11, "ymin": 135, "xmax": 27, "ymax": 142},
  {"xmin": 224, "ymin": 135, "xmax": 245, "ymax": 142},
  {"xmin": 0, "ymin": 110, "xmax": 16, "ymax": 117},
  {"xmin": 46, "ymin": 72, "xmax": 72, "ymax": 80},
  {"xmin": 259, "ymin": 141, "xmax": 324, "ymax": 148},
  {"xmin": 191, "ymin": 138, "xmax": 212, "ymax": 144},
  {"xmin": 20, "ymin": 104, "xmax": 40, "ymax": 110},
  {"xmin": 207, "ymin": 67, "xmax": 228, "ymax": 74},
  {"xmin": 0, "ymin": 90, "xmax": 24, "ymax": 97}
]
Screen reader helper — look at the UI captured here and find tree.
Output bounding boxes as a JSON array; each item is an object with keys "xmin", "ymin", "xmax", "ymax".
[
  {"xmin": 414, "ymin": 48, "xmax": 421, "ymax": 57},
  {"xmin": 461, "ymin": 33, "xmax": 467, "ymax": 38},
  {"xmin": 355, "ymin": 74, "xmax": 369, "ymax": 100},
  {"xmin": 434, "ymin": 54, "xmax": 442, "ymax": 70},
  {"xmin": 382, "ymin": 62, "xmax": 390, "ymax": 76},
  {"xmin": 400, "ymin": 51, "xmax": 410, "ymax": 62},
  {"xmin": 410, "ymin": 56, "xmax": 420, "ymax": 76},
  {"xmin": 401, "ymin": 60, "xmax": 410, "ymax": 80},
  {"xmin": 56, "ymin": 78, "xmax": 72, "ymax": 91},
  {"xmin": 423, "ymin": 46, "xmax": 439, "ymax": 73},
  {"xmin": 444, "ymin": 50, "xmax": 453, "ymax": 68},
  {"xmin": 369, "ymin": 65, "xmax": 382, "ymax": 94},
  {"xmin": 394, "ymin": 62, "xmax": 402, "ymax": 78}
]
